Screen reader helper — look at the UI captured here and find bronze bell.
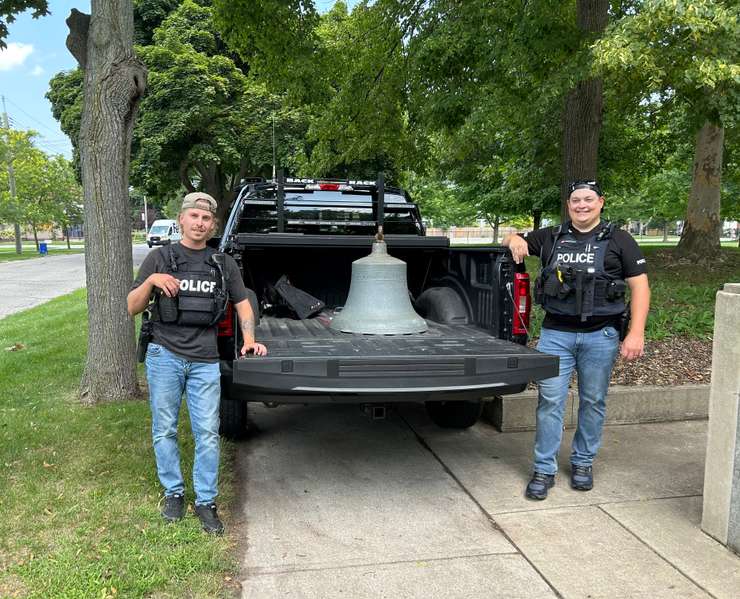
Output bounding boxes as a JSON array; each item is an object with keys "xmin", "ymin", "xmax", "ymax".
[{"xmin": 330, "ymin": 231, "xmax": 428, "ymax": 335}]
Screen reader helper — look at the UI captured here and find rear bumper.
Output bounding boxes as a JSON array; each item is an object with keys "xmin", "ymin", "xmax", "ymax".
[{"xmin": 222, "ymin": 353, "xmax": 555, "ymax": 403}]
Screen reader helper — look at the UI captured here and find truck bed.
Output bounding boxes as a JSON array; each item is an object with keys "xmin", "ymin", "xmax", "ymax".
[{"xmin": 228, "ymin": 316, "xmax": 558, "ymax": 402}]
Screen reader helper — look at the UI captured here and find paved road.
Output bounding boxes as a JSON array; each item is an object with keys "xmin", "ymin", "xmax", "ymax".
[
  {"xmin": 234, "ymin": 405, "xmax": 738, "ymax": 598},
  {"xmin": 0, "ymin": 244, "xmax": 150, "ymax": 319}
]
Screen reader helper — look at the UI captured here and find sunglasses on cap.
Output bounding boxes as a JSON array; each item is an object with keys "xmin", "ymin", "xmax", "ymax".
[{"xmin": 568, "ymin": 180, "xmax": 602, "ymax": 196}]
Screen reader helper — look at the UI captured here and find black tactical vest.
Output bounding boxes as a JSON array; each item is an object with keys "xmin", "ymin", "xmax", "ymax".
[
  {"xmin": 155, "ymin": 243, "xmax": 228, "ymax": 327},
  {"xmin": 534, "ymin": 223, "xmax": 626, "ymax": 322}
]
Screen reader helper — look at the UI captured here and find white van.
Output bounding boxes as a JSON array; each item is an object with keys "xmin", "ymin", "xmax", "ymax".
[{"xmin": 146, "ymin": 219, "xmax": 181, "ymax": 248}]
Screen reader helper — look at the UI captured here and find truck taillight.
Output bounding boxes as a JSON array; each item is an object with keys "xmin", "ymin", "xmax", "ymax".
[
  {"xmin": 217, "ymin": 302, "xmax": 234, "ymax": 337},
  {"xmin": 512, "ymin": 272, "xmax": 531, "ymax": 336}
]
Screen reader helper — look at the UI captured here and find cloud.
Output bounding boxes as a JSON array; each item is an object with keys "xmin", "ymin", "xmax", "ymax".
[
  {"xmin": 0, "ymin": 42, "xmax": 34, "ymax": 71},
  {"xmin": 30, "ymin": 65, "xmax": 44, "ymax": 77}
]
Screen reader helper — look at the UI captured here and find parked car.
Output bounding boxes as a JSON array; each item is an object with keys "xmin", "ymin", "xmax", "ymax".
[{"xmin": 146, "ymin": 219, "xmax": 181, "ymax": 248}]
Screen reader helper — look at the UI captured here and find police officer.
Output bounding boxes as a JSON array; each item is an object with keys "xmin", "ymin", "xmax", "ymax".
[
  {"xmin": 503, "ymin": 181, "xmax": 650, "ymax": 500},
  {"xmin": 127, "ymin": 192, "xmax": 267, "ymax": 533}
]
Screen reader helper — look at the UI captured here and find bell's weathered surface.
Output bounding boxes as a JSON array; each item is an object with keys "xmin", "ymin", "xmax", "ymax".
[{"xmin": 330, "ymin": 240, "xmax": 428, "ymax": 335}]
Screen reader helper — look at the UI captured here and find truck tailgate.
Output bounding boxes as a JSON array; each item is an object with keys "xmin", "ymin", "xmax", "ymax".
[{"xmin": 230, "ymin": 317, "xmax": 558, "ymax": 398}]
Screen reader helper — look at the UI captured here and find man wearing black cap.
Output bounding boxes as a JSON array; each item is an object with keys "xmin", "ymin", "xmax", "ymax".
[
  {"xmin": 503, "ymin": 181, "xmax": 650, "ymax": 500},
  {"xmin": 128, "ymin": 192, "xmax": 267, "ymax": 533}
]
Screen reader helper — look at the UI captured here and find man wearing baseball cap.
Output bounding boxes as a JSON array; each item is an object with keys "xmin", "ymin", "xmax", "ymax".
[
  {"xmin": 504, "ymin": 180, "xmax": 650, "ymax": 500},
  {"xmin": 128, "ymin": 191, "xmax": 267, "ymax": 533}
]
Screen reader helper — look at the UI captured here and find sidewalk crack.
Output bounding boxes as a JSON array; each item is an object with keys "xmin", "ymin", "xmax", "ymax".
[
  {"xmin": 245, "ymin": 551, "xmax": 521, "ymax": 577},
  {"xmin": 597, "ymin": 504, "xmax": 718, "ymax": 599},
  {"xmin": 398, "ymin": 412, "xmax": 564, "ymax": 599}
]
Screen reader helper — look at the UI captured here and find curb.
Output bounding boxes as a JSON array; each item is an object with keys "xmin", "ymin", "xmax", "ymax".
[{"xmin": 483, "ymin": 384, "xmax": 710, "ymax": 432}]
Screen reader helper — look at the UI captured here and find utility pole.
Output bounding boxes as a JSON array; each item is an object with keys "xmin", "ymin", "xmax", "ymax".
[
  {"xmin": 143, "ymin": 194, "xmax": 148, "ymax": 231},
  {"xmin": 272, "ymin": 111, "xmax": 276, "ymax": 180},
  {"xmin": 2, "ymin": 95, "xmax": 22, "ymax": 255}
]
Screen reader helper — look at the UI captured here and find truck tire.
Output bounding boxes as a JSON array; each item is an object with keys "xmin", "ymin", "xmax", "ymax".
[
  {"xmin": 219, "ymin": 393, "xmax": 248, "ymax": 440},
  {"xmin": 425, "ymin": 399, "xmax": 483, "ymax": 429}
]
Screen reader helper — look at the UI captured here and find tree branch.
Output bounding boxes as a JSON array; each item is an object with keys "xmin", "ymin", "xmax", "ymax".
[
  {"xmin": 179, "ymin": 159, "xmax": 196, "ymax": 192},
  {"xmin": 65, "ymin": 8, "xmax": 90, "ymax": 69}
]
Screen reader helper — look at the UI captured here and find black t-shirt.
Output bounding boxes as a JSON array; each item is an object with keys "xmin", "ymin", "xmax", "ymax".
[
  {"xmin": 132, "ymin": 243, "xmax": 250, "ymax": 362},
  {"xmin": 522, "ymin": 221, "xmax": 647, "ymax": 332}
]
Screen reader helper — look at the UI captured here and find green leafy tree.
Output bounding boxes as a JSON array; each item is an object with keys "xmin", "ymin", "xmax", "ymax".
[
  {"xmin": 0, "ymin": 129, "xmax": 36, "ymax": 234},
  {"xmin": 215, "ymin": 1, "xmax": 416, "ymax": 179},
  {"xmin": 0, "ymin": 1, "xmax": 48, "ymax": 45},
  {"xmin": 594, "ymin": 0, "xmax": 740, "ymax": 259},
  {"xmin": 0, "ymin": 132, "xmax": 81, "ymax": 248},
  {"xmin": 47, "ymin": 68, "xmax": 83, "ymax": 174},
  {"xmin": 13, "ymin": 143, "xmax": 55, "ymax": 248},
  {"xmin": 48, "ymin": 155, "xmax": 84, "ymax": 248},
  {"xmin": 49, "ymin": 0, "xmax": 310, "ymax": 224}
]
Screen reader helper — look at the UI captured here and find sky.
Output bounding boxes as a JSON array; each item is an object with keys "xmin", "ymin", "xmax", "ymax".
[
  {"xmin": 0, "ymin": 1, "xmax": 354, "ymax": 161},
  {"xmin": 0, "ymin": 1, "xmax": 89, "ymax": 159}
]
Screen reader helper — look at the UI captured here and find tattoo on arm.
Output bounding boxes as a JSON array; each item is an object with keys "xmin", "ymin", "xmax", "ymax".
[{"xmin": 240, "ymin": 316, "xmax": 255, "ymax": 342}]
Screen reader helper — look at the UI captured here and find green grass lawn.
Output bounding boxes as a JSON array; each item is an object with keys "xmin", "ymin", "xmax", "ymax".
[
  {"xmin": 0, "ymin": 291, "xmax": 237, "ymax": 598},
  {"xmin": 0, "ymin": 248, "xmax": 85, "ymax": 263},
  {"xmin": 525, "ymin": 246, "xmax": 740, "ymax": 340}
]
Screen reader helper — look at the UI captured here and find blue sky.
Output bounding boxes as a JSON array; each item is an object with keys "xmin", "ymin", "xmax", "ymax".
[
  {"xmin": 0, "ymin": 1, "xmax": 89, "ymax": 158},
  {"xmin": 0, "ymin": 1, "xmax": 354, "ymax": 160}
]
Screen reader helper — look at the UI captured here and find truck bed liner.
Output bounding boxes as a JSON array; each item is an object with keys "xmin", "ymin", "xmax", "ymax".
[{"xmin": 257, "ymin": 316, "xmax": 525, "ymax": 357}]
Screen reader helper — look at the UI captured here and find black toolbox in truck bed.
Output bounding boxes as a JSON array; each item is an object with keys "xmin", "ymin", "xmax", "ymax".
[{"xmin": 226, "ymin": 316, "xmax": 558, "ymax": 401}]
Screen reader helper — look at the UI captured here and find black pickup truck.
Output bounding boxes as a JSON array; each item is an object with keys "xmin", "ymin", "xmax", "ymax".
[{"xmin": 213, "ymin": 175, "xmax": 558, "ymax": 438}]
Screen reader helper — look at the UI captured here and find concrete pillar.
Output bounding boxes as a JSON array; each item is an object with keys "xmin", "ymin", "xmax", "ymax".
[{"xmin": 701, "ymin": 282, "xmax": 740, "ymax": 554}]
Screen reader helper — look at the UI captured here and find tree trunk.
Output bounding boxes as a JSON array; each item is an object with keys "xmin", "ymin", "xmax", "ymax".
[
  {"xmin": 14, "ymin": 223, "xmax": 22, "ymax": 254},
  {"xmin": 662, "ymin": 221, "xmax": 668, "ymax": 243},
  {"xmin": 65, "ymin": 225, "xmax": 71, "ymax": 249},
  {"xmin": 67, "ymin": 2, "xmax": 147, "ymax": 404},
  {"xmin": 560, "ymin": 0, "xmax": 608, "ymax": 222},
  {"xmin": 32, "ymin": 224, "xmax": 39, "ymax": 251},
  {"xmin": 533, "ymin": 209, "xmax": 542, "ymax": 231},
  {"xmin": 675, "ymin": 121, "xmax": 724, "ymax": 259},
  {"xmin": 195, "ymin": 161, "xmax": 234, "ymax": 231}
]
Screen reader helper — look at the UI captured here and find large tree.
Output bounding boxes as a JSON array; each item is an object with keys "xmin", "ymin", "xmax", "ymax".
[
  {"xmin": 214, "ymin": 1, "xmax": 415, "ymax": 179},
  {"xmin": 213, "ymin": 1, "xmax": 620, "ymax": 222},
  {"xmin": 66, "ymin": 1, "xmax": 147, "ymax": 404},
  {"xmin": 594, "ymin": 0, "xmax": 740, "ymax": 260},
  {"xmin": 49, "ymin": 0, "xmax": 309, "ymax": 225},
  {"xmin": 560, "ymin": 0, "xmax": 609, "ymax": 220}
]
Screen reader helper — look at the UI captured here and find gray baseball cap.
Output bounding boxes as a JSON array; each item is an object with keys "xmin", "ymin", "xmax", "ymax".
[{"xmin": 181, "ymin": 192, "xmax": 217, "ymax": 215}]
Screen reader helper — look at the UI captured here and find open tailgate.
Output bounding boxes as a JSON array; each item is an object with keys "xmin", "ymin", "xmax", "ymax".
[{"xmin": 230, "ymin": 318, "xmax": 557, "ymax": 397}]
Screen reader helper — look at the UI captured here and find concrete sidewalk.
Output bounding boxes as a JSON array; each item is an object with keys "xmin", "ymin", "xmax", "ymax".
[{"xmin": 234, "ymin": 403, "xmax": 739, "ymax": 598}]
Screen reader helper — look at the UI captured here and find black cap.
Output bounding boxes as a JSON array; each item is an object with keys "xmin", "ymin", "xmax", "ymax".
[{"xmin": 568, "ymin": 180, "xmax": 602, "ymax": 197}]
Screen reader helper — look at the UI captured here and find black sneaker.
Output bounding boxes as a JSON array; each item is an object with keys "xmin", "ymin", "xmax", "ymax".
[
  {"xmin": 194, "ymin": 503, "xmax": 224, "ymax": 535},
  {"xmin": 161, "ymin": 493, "xmax": 185, "ymax": 522},
  {"xmin": 571, "ymin": 464, "xmax": 593, "ymax": 491},
  {"xmin": 525, "ymin": 472, "xmax": 555, "ymax": 500}
]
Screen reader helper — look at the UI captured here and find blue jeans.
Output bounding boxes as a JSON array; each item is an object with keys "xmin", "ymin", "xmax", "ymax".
[
  {"xmin": 533, "ymin": 326, "xmax": 620, "ymax": 475},
  {"xmin": 145, "ymin": 343, "xmax": 221, "ymax": 505}
]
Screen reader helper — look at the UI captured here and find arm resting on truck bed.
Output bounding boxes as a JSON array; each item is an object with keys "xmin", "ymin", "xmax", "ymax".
[{"xmin": 234, "ymin": 299, "xmax": 268, "ymax": 357}]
